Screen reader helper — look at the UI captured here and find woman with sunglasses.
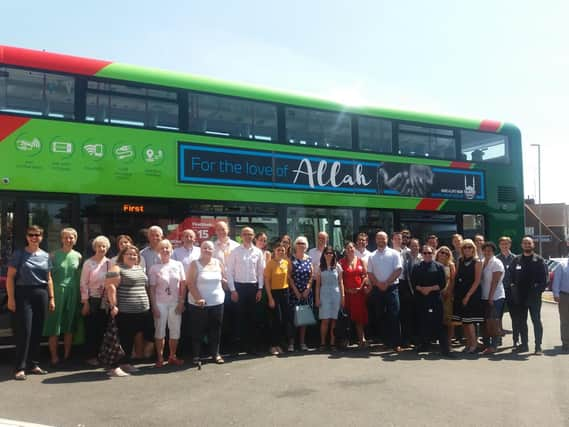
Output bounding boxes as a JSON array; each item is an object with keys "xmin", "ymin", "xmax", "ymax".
[
  {"xmin": 411, "ymin": 245, "xmax": 452, "ymax": 357},
  {"xmin": 435, "ymin": 246, "xmax": 458, "ymax": 346},
  {"xmin": 6, "ymin": 225, "xmax": 56, "ymax": 380},
  {"xmin": 339, "ymin": 241, "xmax": 369, "ymax": 347},
  {"xmin": 288, "ymin": 236, "xmax": 313, "ymax": 351},
  {"xmin": 315, "ymin": 245, "xmax": 345, "ymax": 351},
  {"xmin": 452, "ymin": 239, "xmax": 483, "ymax": 353}
]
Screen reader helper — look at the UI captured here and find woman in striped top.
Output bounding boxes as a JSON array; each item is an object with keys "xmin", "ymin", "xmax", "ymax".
[{"xmin": 105, "ymin": 244, "xmax": 150, "ymax": 377}]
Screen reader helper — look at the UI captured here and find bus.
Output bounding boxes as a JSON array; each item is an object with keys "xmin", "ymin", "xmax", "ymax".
[{"xmin": 0, "ymin": 45, "xmax": 523, "ymax": 264}]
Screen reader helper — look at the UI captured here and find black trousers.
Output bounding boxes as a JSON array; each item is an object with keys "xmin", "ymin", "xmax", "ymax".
[
  {"xmin": 14, "ymin": 286, "xmax": 48, "ymax": 371},
  {"xmin": 504, "ymin": 287, "xmax": 521, "ymax": 344},
  {"xmin": 398, "ymin": 280, "xmax": 416, "ymax": 345},
  {"xmin": 189, "ymin": 303, "xmax": 224, "ymax": 359},
  {"xmin": 235, "ymin": 282, "xmax": 259, "ymax": 351},
  {"xmin": 268, "ymin": 289, "xmax": 292, "ymax": 346},
  {"xmin": 84, "ymin": 298, "xmax": 108, "ymax": 359},
  {"xmin": 116, "ymin": 311, "xmax": 151, "ymax": 363},
  {"xmin": 517, "ymin": 294, "xmax": 543, "ymax": 348},
  {"xmin": 415, "ymin": 292, "xmax": 449, "ymax": 353}
]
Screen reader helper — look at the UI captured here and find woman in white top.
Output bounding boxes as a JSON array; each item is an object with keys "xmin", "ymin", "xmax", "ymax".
[
  {"xmin": 80, "ymin": 235, "xmax": 111, "ymax": 366},
  {"xmin": 480, "ymin": 241, "xmax": 506, "ymax": 354},
  {"xmin": 148, "ymin": 239, "xmax": 186, "ymax": 368},
  {"xmin": 186, "ymin": 240, "xmax": 226, "ymax": 367}
]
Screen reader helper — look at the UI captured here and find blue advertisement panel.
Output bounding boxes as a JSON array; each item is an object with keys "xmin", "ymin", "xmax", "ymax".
[{"xmin": 178, "ymin": 142, "xmax": 485, "ymax": 200}]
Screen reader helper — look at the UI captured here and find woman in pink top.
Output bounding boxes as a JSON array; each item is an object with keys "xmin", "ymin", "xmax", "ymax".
[
  {"xmin": 80, "ymin": 235, "xmax": 111, "ymax": 366},
  {"xmin": 148, "ymin": 239, "xmax": 186, "ymax": 368}
]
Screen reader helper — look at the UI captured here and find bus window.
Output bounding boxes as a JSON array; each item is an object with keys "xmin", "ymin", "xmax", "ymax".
[
  {"xmin": 286, "ymin": 107, "xmax": 352, "ymax": 150},
  {"xmin": 398, "ymin": 124, "xmax": 455, "ymax": 160},
  {"xmin": 86, "ymin": 81, "xmax": 178, "ymax": 129},
  {"xmin": 188, "ymin": 93, "xmax": 277, "ymax": 141},
  {"xmin": 358, "ymin": 117, "xmax": 392, "ymax": 153},
  {"xmin": 0, "ymin": 67, "xmax": 74, "ymax": 119},
  {"xmin": 461, "ymin": 130, "xmax": 509, "ymax": 163},
  {"xmin": 462, "ymin": 214, "xmax": 485, "ymax": 239}
]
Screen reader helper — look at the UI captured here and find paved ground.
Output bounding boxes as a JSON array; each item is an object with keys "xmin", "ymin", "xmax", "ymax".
[{"xmin": 1, "ymin": 302, "xmax": 567, "ymax": 427}]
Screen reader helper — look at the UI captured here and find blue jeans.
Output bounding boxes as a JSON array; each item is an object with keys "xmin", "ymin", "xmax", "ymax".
[{"xmin": 482, "ymin": 298, "xmax": 505, "ymax": 348}]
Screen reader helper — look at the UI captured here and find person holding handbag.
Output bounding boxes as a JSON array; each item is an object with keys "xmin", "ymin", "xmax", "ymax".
[
  {"xmin": 288, "ymin": 236, "xmax": 313, "ymax": 352},
  {"xmin": 480, "ymin": 242, "xmax": 506, "ymax": 354},
  {"xmin": 104, "ymin": 244, "xmax": 151, "ymax": 376},
  {"xmin": 80, "ymin": 235, "xmax": 111, "ymax": 367},
  {"xmin": 6, "ymin": 225, "xmax": 55, "ymax": 381},
  {"xmin": 315, "ymin": 245, "xmax": 345, "ymax": 351}
]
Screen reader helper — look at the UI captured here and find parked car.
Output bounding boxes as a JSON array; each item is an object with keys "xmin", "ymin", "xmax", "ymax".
[{"xmin": 546, "ymin": 258, "xmax": 567, "ymax": 290}]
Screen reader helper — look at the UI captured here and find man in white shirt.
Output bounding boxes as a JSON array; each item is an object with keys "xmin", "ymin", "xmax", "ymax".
[
  {"xmin": 355, "ymin": 232, "xmax": 372, "ymax": 264},
  {"xmin": 172, "ymin": 229, "xmax": 201, "ymax": 273},
  {"xmin": 213, "ymin": 220, "xmax": 239, "ymax": 266},
  {"xmin": 308, "ymin": 231, "xmax": 328, "ymax": 268},
  {"xmin": 367, "ymin": 231, "xmax": 403, "ymax": 352},
  {"xmin": 226, "ymin": 227, "xmax": 266, "ymax": 354}
]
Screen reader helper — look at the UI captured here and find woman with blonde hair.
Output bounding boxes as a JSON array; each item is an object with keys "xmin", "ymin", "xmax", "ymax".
[
  {"xmin": 43, "ymin": 227, "xmax": 82, "ymax": 366},
  {"xmin": 451, "ymin": 239, "xmax": 483, "ymax": 353},
  {"xmin": 435, "ymin": 246, "xmax": 458, "ymax": 347}
]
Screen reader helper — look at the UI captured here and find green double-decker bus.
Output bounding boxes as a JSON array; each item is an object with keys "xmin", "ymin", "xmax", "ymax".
[{"xmin": 0, "ymin": 45, "xmax": 523, "ymax": 260}]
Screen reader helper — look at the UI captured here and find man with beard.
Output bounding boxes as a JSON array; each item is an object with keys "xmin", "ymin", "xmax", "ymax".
[{"xmin": 509, "ymin": 236, "xmax": 548, "ymax": 355}]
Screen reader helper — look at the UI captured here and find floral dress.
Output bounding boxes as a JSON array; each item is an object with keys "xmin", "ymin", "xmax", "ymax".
[{"xmin": 289, "ymin": 255, "xmax": 313, "ymax": 307}]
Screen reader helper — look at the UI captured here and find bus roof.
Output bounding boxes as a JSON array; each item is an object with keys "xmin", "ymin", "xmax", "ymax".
[{"xmin": 0, "ymin": 45, "xmax": 507, "ymax": 132}]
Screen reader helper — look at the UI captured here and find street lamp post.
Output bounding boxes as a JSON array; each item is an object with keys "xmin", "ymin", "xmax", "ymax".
[{"xmin": 530, "ymin": 143, "xmax": 542, "ymax": 256}]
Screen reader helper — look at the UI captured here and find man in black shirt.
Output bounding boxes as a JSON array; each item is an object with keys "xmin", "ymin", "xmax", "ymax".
[
  {"xmin": 509, "ymin": 236, "xmax": 548, "ymax": 355},
  {"xmin": 411, "ymin": 245, "xmax": 453, "ymax": 357}
]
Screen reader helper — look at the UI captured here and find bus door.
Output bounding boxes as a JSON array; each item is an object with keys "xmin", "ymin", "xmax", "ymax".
[
  {"xmin": 399, "ymin": 212, "xmax": 458, "ymax": 248},
  {"xmin": 0, "ymin": 199, "xmax": 15, "ymax": 280},
  {"xmin": 286, "ymin": 207, "xmax": 353, "ymax": 253}
]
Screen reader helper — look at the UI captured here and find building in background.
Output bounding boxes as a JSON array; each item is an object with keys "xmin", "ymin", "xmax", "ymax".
[{"xmin": 525, "ymin": 199, "xmax": 569, "ymax": 258}]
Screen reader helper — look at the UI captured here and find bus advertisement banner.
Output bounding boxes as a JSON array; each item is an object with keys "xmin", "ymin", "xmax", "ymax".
[{"xmin": 179, "ymin": 142, "xmax": 485, "ymax": 201}]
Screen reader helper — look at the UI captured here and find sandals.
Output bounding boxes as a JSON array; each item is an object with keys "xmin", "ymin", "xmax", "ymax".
[
  {"xmin": 107, "ymin": 367, "xmax": 129, "ymax": 377},
  {"xmin": 30, "ymin": 366, "xmax": 48, "ymax": 375},
  {"xmin": 168, "ymin": 357, "xmax": 184, "ymax": 367},
  {"xmin": 14, "ymin": 371, "xmax": 27, "ymax": 381},
  {"xmin": 214, "ymin": 355, "xmax": 225, "ymax": 364},
  {"xmin": 192, "ymin": 358, "xmax": 202, "ymax": 370}
]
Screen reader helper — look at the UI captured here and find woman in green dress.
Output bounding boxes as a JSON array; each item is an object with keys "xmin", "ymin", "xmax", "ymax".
[{"xmin": 43, "ymin": 227, "xmax": 82, "ymax": 365}]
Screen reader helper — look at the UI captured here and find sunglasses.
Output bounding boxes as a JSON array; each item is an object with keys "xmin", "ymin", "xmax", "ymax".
[
  {"xmin": 439, "ymin": 252, "xmax": 450, "ymax": 256},
  {"xmin": 422, "ymin": 252, "xmax": 433, "ymax": 255},
  {"xmin": 27, "ymin": 233, "xmax": 42, "ymax": 237},
  {"xmin": 325, "ymin": 252, "xmax": 334, "ymax": 255}
]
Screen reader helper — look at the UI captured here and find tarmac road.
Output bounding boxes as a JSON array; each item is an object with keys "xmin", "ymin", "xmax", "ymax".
[{"xmin": 0, "ymin": 302, "xmax": 567, "ymax": 427}]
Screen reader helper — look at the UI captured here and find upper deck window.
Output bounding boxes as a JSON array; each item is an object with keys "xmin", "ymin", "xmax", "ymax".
[
  {"xmin": 398, "ymin": 124, "xmax": 456, "ymax": 160},
  {"xmin": 286, "ymin": 107, "xmax": 352, "ymax": 150},
  {"xmin": 461, "ymin": 130, "xmax": 509, "ymax": 163},
  {"xmin": 188, "ymin": 93, "xmax": 277, "ymax": 141},
  {"xmin": 358, "ymin": 117, "xmax": 392, "ymax": 153},
  {"xmin": 0, "ymin": 66, "xmax": 74, "ymax": 119},
  {"xmin": 86, "ymin": 81, "xmax": 178, "ymax": 130}
]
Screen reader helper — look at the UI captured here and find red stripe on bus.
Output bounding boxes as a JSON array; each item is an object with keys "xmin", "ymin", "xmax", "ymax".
[
  {"xmin": 479, "ymin": 119, "xmax": 501, "ymax": 132},
  {"xmin": 0, "ymin": 115, "xmax": 30, "ymax": 142},
  {"xmin": 416, "ymin": 198, "xmax": 444, "ymax": 211},
  {"xmin": 0, "ymin": 45, "xmax": 111, "ymax": 76},
  {"xmin": 450, "ymin": 161, "xmax": 472, "ymax": 169}
]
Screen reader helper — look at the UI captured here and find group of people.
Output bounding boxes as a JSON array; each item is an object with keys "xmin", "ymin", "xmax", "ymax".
[{"xmin": 5, "ymin": 221, "xmax": 565, "ymax": 381}]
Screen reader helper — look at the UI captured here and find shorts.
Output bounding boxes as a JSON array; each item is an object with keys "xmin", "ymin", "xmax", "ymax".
[{"xmin": 154, "ymin": 302, "xmax": 182, "ymax": 340}]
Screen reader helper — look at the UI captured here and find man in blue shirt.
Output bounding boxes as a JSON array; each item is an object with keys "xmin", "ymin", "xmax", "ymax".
[{"xmin": 552, "ymin": 259, "xmax": 569, "ymax": 352}]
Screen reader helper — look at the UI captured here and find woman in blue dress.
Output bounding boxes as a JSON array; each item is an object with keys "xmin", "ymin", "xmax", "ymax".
[
  {"xmin": 288, "ymin": 236, "xmax": 313, "ymax": 352},
  {"xmin": 315, "ymin": 245, "xmax": 345, "ymax": 351}
]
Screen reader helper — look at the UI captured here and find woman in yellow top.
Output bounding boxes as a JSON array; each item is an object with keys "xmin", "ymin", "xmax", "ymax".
[{"xmin": 264, "ymin": 244, "xmax": 290, "ymax": 355}]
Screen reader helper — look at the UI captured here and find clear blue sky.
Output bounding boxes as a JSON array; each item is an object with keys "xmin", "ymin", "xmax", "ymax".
[{"xmin": 3, "ymin": 0, "xmax": 567, "ymax": 203}]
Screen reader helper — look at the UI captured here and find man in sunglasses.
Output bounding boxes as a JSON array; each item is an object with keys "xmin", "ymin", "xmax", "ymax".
[{"xmin": 411, "ymin": 245, "xmax": 453, "ymax": 357}]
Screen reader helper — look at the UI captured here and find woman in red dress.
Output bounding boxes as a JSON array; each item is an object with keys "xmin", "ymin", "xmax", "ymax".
[{"xmin": 339, "ymin": 241, "xmax": 370, "ymax": 347}]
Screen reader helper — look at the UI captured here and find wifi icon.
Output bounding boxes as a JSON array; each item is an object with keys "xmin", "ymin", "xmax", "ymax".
[{"xmin": 83, "ymin": 143, "xmax": 104, "ymax": 158}]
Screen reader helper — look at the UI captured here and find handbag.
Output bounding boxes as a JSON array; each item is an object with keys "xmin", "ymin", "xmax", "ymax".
[
  {"xmin": 97, "ymin": 317, "xmax": 125, "ymax": 366},
  {"xmin": 334, "ymin": 309, "xmax": 351, "ymax": 344},
  {"xmin": 294, "ymin": 301, "xmax": 316, "ymax": 327},
  {"xmin": 483, "ymin": 303, "xmax": 502, "ymax": 337}
]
